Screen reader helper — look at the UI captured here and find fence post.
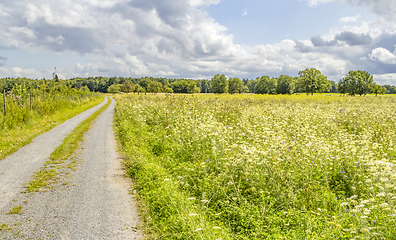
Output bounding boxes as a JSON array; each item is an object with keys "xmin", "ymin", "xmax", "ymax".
[
  {"xmin": 3, "ymin": 88, "xmax": 6, "ymax": 117},
  {"xmin": 30, "ymin": 91, "xmax": 32, "ymax": 112}
]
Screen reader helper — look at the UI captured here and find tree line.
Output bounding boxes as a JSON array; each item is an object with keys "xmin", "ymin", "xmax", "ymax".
[{"xmin": 1, "ymin": 68, "xmax": 394, "ymax": 95}]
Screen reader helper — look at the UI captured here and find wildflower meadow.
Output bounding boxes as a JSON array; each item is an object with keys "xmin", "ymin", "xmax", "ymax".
[{"xmin": 114, "ymin": 94, "xmax": 396, "ymax": 239}]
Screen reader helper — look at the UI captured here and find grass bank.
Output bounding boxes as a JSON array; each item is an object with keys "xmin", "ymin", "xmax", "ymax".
[{"xmin": 0, "ymin": 95, "xmax": 104, "ymax": 160}]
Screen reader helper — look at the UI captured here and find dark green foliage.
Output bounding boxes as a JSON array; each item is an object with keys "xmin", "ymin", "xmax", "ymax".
[
  {"xmin": 370, "ymin": 84, "xmax": 386, "ymax": 96},
  {"xmin": 254, "ymin": 76, "xmax": 277, "ymax": 94},
  {"xmin": 339, "ymin": 70, "xmax": 374, "ymax": 96},
  {"xmin": 211, "ymin": 74, "xmax": 228, "ymax": 94},
  {"xmin": 276, "ymin": 75, "xmax": 295, "ymax": 95},
  {"xmin": 298, "ymin": 68, "xmax": 331, "ymax": 95}
]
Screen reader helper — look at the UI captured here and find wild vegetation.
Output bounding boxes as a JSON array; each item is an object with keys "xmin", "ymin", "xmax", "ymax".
[
  {"xmin": 114, "ymin": 94, "xmax": 396, "ymax": 239},
  {"xmin": 0, "ymin": 77, "xmax": 103, "ymax": 159}
]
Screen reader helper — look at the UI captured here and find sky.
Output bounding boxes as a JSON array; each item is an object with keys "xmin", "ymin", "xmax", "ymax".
[{"xmin": 0, "ymin": 0, "xmax": 396, "ymax": 85}]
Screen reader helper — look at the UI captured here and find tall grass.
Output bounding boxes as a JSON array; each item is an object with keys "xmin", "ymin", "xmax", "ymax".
[
  {"xmin": 114, "ymin": 94, "xmax": 396, "ymax": 239},
  {"xmin": 0, "ymin": 88, "xmax": 103, "ymax": 159}
]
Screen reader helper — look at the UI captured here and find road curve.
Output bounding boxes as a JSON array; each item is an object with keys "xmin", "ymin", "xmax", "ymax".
[{"xmin": 0, "ymin": 97, "xmax": 108, "ymax": 211}]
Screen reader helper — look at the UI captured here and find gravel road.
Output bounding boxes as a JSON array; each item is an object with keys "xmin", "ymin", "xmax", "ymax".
[{"xmin": 0, "ymin": 97, "xmax": 141, "ymax": 239}]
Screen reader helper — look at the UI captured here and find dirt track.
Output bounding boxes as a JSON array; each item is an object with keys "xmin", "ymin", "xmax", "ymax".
[{"xmin": 0, "ymin": 97, "xmax": 141, "ymax": 239}]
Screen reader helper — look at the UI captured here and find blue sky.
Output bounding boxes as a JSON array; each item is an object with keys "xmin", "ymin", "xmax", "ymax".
[
  {"xmin": 0, "ymin": 0, "xmax": 396, "ymax": 85},
  {"xmin": 207, "ymin": 0, "xmax": 371, "ymax": 45}
]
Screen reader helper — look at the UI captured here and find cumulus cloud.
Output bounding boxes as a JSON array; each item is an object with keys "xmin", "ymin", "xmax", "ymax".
[
  {"xmin": 369, "ymin": 47, "xmax": 396, "ymax": 64},
  {"xmin": 0, "ymin": 0, "xmax": 395, "ymax": 83},
  {"xmin": 373, "ymin": 73, "xmax": 396, "ymax": 85},
  {"xmin": 0, "ymin": 67, "xmax": 43, "ymax": 78},
  {"xmin": 311, "ymin": 35, "xmax": 339, "ymax": 47},
  {"xmin": 339, "ymin": 14, "xmax": 359, "ymax": 23},
  {"xmin": 305, "ymin": 0, "xmax": 396, "ymax": 20},
  {"xmin": 335, "ymin": 31, "xmax": 373, "ymax": 46}
]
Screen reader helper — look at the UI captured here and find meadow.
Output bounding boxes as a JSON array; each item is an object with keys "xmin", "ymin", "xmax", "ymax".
[{"xmin": 114, "ymin": 94, "xmax": 396, "ymax": 239}]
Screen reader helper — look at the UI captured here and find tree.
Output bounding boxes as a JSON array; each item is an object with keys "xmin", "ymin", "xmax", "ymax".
[
  {"xmin": 254, "ymin": 76, "xmax": 269, "ymax": 94},
  {"xmin": 276, "ymin": 75, "xmax": 295, "ymax": 94},
  {"xmin": 187, "ymin": 81, "xmax": 200, "ymax": 94},
  {"xmin": 298, "ymin": 68, "xmax": 331, "ymax": 95},
  {"xmin": 211, "ymin": 74, "xmax": 228, "ymax": 94},
  {"xmin": 339, "ymin": 70, "xmax": 374, "ymax": 96},
  {"xmin": 246, "ymin": 79, "xmax": 259, "ymax": 93},
  {"xmin": 163, "ymin": 86, "xmax": 174, "ymax": 93},
  {"xmin": 391, "ymin": 86, "xmax": 396, "ymax": 94},
  {"xmin": 370, "ymin": 84, "xmax": 386, "ymax": 96},
  {"xmin": 107, "ymin": 84, "xmax": 121, "ymax": 94},
  {"xmin": 120, "ymin": 81, "xmax": 135, "ymax": 93},
  {"xmin": 241, "ymin": 85, "xmax": 249, "ymax": 93},
  {"xmin": 228, "ymin": 77, "xmax": 244, "ymax": 94},
  {"xmin": 254, "ymin": 76, "xmax": 278, "ymax": 94},
  {"xmin": 198, "ymin": 80, "xmax": 212, "ymax": 93},
  {"xmin": 294, "ymin": 77, "xmax": 304, "ymax": 93},
  {"xmin": 267, "ymin": 78, "xmax": 278, "ymax": 94},
  {"xmin": 147, "ymin": 81, "xmax": 163, "ymax": 94},
  {"xmin": 169, "ymin": 80, "xmax": 189, "ymax": 93},
  {"xmin": 329, "ymin": 80, "xmax": 338, "ymax": 93},
  {"xmin": 135, "ymin": 84, "xmax": 145, "ymax": 95},
  {"xmin": 139, "ymin": 78, "xmax": 150, "ymax": 93},
  {"xmin": 337, "ymin": 78, "xmax": 348, "ymax": 96}
]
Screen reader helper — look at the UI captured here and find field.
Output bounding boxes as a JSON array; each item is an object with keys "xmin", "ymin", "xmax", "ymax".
[{"xmin": 113, "ymin": 94, "xmax": 396, "ymax": 239}]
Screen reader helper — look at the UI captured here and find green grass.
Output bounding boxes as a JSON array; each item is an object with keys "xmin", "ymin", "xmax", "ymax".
[
  {"xmin": 0, "ymin": 96, "xmax": 104, "ymax": 160},
  {"xmin": 0, "ymin": 223, "xmax": 12, "ymax": 231},
  {"xmin": 114, "ymin": 94, "xmax": 396, "ymax": 239},
  {"xmin": 7, "ymin": 206, "xmax": 22, "ymax": 215},
  {"xmin": 24, "ymin": 98, "xmax": 112, "ymax": 192}
]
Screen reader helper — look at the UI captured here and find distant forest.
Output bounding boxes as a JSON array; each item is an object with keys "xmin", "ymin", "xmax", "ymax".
[{"xmin": 1, "ymin": 70, "xmax": 396, "ymax": 95}]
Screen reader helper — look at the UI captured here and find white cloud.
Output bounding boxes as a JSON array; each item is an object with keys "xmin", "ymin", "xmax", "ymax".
[
  {"xmin": 305, "ymin": 0, "xmax": 335, "ymax": 7},
  {"xmin": 306, "ymin": 0, "xmax": 396, "ymax": 20},
  {"xmin": 339, "ymin": 14, "xmax": 360, "ymax": 23},
  {"xmin": 0, "ymin": 0, "xmax": 395, "ymax": 84},
  {"xmin": 241, "ymin": 9, "xmax": 248, "ymax": 16},
  {"xmin": 373, "ymin": 73, "xmax": 396, "ymax": 85},
  {"xmin": 189, "ymin": 0, "xmax": 221, "ymax": 7},
  {"xmin": 369, "ymin": 47, "xmax": 396, "ymax": 64},
  {"xmin": 8, "ymin": 27, "xmax": 36, "ymax": 39},
  {"xmin": 0, "ymin": 67, "xmax": 43, "ymax": 78}
]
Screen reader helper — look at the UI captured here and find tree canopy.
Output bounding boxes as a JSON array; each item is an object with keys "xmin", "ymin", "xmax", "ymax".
[
  {"xmin": 298, "ymin": 68, "xmax": 331, "ymax": 95},
  {"xmin": 211, "ymin": 74, "xmax": 228, "ymax": 94}
]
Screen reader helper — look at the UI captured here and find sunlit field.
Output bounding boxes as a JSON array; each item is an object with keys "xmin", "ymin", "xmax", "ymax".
[{"xmin": 114, "ymin": 94, "xmax": 396, "ymax": 239}]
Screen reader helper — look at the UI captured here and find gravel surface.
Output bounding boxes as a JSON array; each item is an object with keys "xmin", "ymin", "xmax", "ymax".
[{"xmin": 0, "ymin": 97, "xmax": 141, "ymax": 239}]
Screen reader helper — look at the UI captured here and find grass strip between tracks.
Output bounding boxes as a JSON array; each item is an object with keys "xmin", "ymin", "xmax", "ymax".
[{"xmin": 24, "ymin": 98, "xmax": 112, "ymax": 192}]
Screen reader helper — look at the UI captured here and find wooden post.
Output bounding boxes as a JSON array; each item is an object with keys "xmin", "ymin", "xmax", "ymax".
[
  {"xmin": 30, "ymin": 91, "xmax": 32, "ymax": 112},
  {"xmin": 3, "ymin": 88, "xmax": 6, "ymax": 117}
]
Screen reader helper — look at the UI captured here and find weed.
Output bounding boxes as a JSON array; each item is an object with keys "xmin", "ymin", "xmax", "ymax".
[
  {"xmin": 7, "ymin": 205, "xmax": 22, "ymax": 214},
  {"xmin": 0, "ymin": 223, "xmax": 12, "ymax": 231},
  {"xmin": 114, "ymin": 94, "xmax": 396, "ymax": 239}
]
